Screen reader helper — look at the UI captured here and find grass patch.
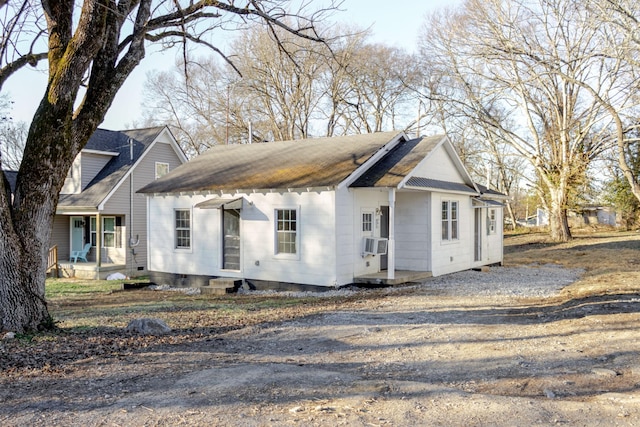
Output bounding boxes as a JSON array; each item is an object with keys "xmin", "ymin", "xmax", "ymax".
[{"xmin": 45, "ymin": 277, "xmax": 148, "ymax": 299}]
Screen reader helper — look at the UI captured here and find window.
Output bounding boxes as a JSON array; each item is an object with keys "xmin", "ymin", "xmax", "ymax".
[
  {"xmin": 275, "ymin": 208, "xmax": 297, "ymax": 255},
  {"xmin": 441, "ymin": 200, "xmax": 459, "ymax": 241},
  {"xmin": 155, "ymin": 162, "xmax": 169, "ymax": 179},
  {"xmin": 89, "ymin": 216, "xmax": 120, "ymax": 247},
  {"xmin": 362, "ymin": 212, "xmax": 373, "ymax": 232},
  {"xmin": 90, "ymin": 217, "xmax": 97, "ymax": 247},
  {"xmin": 103, "ymin": 217, "xmax": 116, "ymax": 247},
  {"xmin": 175, "ymin": 209, "xmax": 191, "ymax": 249},
  {"xmin": 488, "ymin": 209, "xmax": 497, "ymax": 235}
]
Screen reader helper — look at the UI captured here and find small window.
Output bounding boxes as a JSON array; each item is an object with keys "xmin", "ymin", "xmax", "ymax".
[
  {"xmin": 90, "ymin": 217, "xmax": 97, "ymax": 247},
  {"xmin": 488, "ymin": 209, "xmax": 497, "ymax": 235},
  {"xmin": 362, "ymin": 212, "xmax": 373, "ymax": 232},
  {"xmin": 155, "ymin": 162, "xmax": 169, "ymax": 179},
  {"xmin": 175, "ymin": 209, "xmax": 191, "ymax": 249},
  {"xmin": 275, "ymin": 208, "xmax": 297, "ymax": 255},
  {"xmin": 442, "ymin": 200, "xmax": 459, "ymax": 241}
]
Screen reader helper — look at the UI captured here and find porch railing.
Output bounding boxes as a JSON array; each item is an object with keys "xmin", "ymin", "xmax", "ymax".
[{"xmin": 47, "ymin": 245, "xmax": 59, "ymax": 278}]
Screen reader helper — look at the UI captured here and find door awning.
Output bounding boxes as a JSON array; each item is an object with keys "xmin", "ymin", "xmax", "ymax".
[
  {"xmin": 195, "ymin": 197, "xmax": 243, "ymax": 210},
  {"xmin": 472, "ymin": 197, "xmax": 504, "ymax": 208}
]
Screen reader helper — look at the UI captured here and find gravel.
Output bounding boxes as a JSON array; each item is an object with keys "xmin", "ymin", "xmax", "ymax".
[
  {"xmin": 239, "ymin": 264, "xmax": 583, "ymax": 299},
  {"xmin": 416, "ymin": 264, "xmax": 583, "ymax": 298}
]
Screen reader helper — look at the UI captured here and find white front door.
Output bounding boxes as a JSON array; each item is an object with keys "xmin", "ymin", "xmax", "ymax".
[{"xmin": 70, "ymin": 216, "xmax": 85, "ymax": 252}]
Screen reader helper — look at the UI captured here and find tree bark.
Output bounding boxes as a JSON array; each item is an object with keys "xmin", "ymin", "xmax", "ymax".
[
  {"xmin": 547, "ymin": 185, "xmax": 572, "ymax": 242},
  {"xmin": 0, "ymin": 0, "xmax": 332, "ymax": 332}
]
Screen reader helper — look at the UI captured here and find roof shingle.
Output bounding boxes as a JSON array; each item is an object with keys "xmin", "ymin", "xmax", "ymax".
[{"xmin": 138, "ymin": 131, "xmax": 405, "ymax": 194}]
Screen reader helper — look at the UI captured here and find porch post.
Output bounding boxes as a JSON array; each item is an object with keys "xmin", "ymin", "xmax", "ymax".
[
  {"xmin": 96, "ymin": 212, "xmax": 102, "ymax": 275},
  {"xmin": 387, "ymin": 188, "xmax": 396, "ymax": 280}
]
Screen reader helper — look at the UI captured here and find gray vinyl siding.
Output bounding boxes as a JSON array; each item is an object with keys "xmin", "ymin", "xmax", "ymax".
[
  {"xmin": 102, "ymin": 141, "xmax": 184, "ymax": 275},
  {"xmin": 50, "ymin": 215, "xmax": 71, "ymax": 261},
  {"xmin": 81, "ymin": 152, "xmax": 113, "ymax": 189}
]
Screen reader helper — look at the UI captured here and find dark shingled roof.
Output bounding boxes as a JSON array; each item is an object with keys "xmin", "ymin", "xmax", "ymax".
[
  {"xmin": 58, "ymin": 127, "xmax": 166, "ymax": 209},
  {"xmin": 3, "ymin": 170, "xmax": 17, "ymax": 194},
  {"xmin": 475, "ymin": 183, "xmax": 508, "ymax": 198},
  {"xmin": 138, "ymin": 131, "xmax": 405, "ymax": 194},
  {"xmin": 405, "ymin": 177, "xmax": 477, "ymax": 194},
  {"xmin": 350, "ymin": 135, "xmax": 444, "ymax": 188}
]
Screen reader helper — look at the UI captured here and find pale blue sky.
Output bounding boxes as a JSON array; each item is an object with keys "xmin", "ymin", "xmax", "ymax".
[{"xmin": 4, "ymin": 0, "xmax": 461, "ymax": 130}]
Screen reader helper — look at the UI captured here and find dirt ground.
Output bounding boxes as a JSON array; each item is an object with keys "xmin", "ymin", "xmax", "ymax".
[{"xmin": 2, "ymin": 231, "xmax": 640, "ymax": 426}]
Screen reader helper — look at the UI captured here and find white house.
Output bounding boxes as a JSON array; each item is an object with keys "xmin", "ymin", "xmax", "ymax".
[{"xmin": 138, "ymin": 131, "xmax": 505, "ymax": 290}]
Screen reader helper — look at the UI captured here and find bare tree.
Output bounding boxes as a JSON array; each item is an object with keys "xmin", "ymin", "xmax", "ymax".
[
  {"xmin": 578, "ymin": 0, "xmax": 640, "ymax": 205},
  {"xmin": 0, "ymin": 120, "xmax": 27, "ymax": 170},
  {"xmin": 231, "ymin": 24, "xmax": 328, "ymax": 141},
  {"xmin": 141, "ymin": 24, "xmax": 419, "ymax": 149},
  {"xmin": 340, "ymin": 44, "xmax": 419, "ymax": 134},
  {"xmin": 419, "ymin": 0, "xmax": 611, "ymax": 242},
  {"xmin": 0, "ymin": 0, "xmax": 338, "ymax": 333},
  {"xmin": 142, "ymin": 58, "xmax": 232, "ymax": 156}
]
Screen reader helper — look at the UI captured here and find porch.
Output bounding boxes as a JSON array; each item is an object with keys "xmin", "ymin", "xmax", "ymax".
[
  {"xmin": 354, "ymin": 270, "xmax": 432, "ymax": 286},
  {"xmin": 58, "ymin": 262, "xmax": 127, "ymax": 280}
]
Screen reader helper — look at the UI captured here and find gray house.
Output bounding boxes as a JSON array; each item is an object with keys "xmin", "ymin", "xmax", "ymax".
[{"xmin": 50, "ymin": 126, "xmax": 187, "ymax": 279}]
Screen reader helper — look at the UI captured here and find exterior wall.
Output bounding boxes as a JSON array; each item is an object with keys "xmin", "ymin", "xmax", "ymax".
[
  {"xmin": 51, "ymin": 215, "xmax": 71, "ymax": 260},
  {"xmin": 81, "ymin": 152, "xmax": 112, "ymax": 189},
  {"xmin": 430, "ymin": 192, "xmax": 474, "ymax": 277},
  {"xmin": 61, "ymin": 156, "xmax": 82, "ymax": 194},
  {"xmin": 351, "ymin": 189, "xmax": 394, "ymax": 277},
  {"xmin": 394, "ymin": 191, "xmax": 431, "ymax": 271},
  {"xmin": 104, "ymin": 140, "xmax": 184, "ymax": 276},
  {"xmin": 471, "ymin": 205, "xmax": 504, "ymax": 269},
  {"xmin": 335, "ymin": 188, "xmax": 355, "ymax": 286},
  {"xmin": 148, "ymin": 190, "xmax": 339, "ymax": 287},
  {"xmin": 412, "ymin": 145, "xmax": 464, "ymax": 183}
]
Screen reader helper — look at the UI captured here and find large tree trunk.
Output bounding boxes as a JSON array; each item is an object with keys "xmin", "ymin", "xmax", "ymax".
[
  {"xmin": 0, "ymin": 248, "xmax": 51, "ymax": 332},
  {"xmin": 548, "ymin": 186, "xmax": 572, "ymax": 242}
]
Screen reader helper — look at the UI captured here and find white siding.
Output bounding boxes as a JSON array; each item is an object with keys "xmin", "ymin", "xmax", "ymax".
[
  {"xmin": 430, "ymin": 193, "xmax": 474, "ymax": 276},
  {"xmin": 148, "ymin": 191, "xmax": 339, "ymax": 287},
  {"xmin": 335, "ymin": 188, "xmax": 355, "ymax": 286},
  {"xmin": 61, "ymin": 156, "xmax": 82, "ymax": 194},
  {"xmin": 351, "ymin": 189, "xmax": 391, "ymax": 277},
  {"xmin": 471, "ymin": 205, "xmax": 504, "ymax": 268},
  {"xmin": 394, "ymin": 192, "xmax": 431, "ymax": 271},
  {"xmin": 412, "ymin": 145, "xmax": 464, "ymax": 183}
]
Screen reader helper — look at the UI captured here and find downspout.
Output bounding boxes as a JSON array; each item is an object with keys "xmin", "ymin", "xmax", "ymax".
[{"xmin": 387, "ymin": 188, "xmax": 396, "ymax": 281}]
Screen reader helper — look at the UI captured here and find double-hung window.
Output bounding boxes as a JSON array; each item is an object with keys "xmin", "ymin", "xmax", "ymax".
[
  {"xmin": 89, "ymin": 216, "xmax": 119, "ymax": 247},
  {"xmin": 102, "ymin": 217, "xmax": 116, "ymax": 247},
  {"xmin": 362, "ymin": 212, "xmax": 373, "ymax": 233},
  {"xmin": 175, "ymin": 209, "xmax": 191, "ymax": 249},
  {"xmin": 441, "ymin": 200, "xmax": 459, "ymax": 241},
  {"xmin": 275, "ymin": 208, "xmax": 297, "ymax": 255}
]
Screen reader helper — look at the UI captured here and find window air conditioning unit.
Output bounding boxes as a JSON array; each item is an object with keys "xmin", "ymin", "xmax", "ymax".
[{"xmin": 362, "ymin": 237, "xmax": 388, "ymax": 257}]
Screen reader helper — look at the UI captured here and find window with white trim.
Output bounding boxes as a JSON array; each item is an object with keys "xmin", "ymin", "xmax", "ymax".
[
  {"xmin": 175, "ymin": 209, "xmax": 191, "ymax": 249},
  {"xmin": 441, "ymin": 200, "xmax": 459, "ymax": 241},
  {"xmin": 362, "ymin": 212, "xmax": 373, "ymax": 233},
  {"xmin": 488, "ymin": 209, "xmax": 497, "ymax": 235},
  {"xmin": 275, "ymin": 208, "xmax": 297, "ymax": 255},
  {"xmin": 155, "ymin": 162, "xmax": 169, "ymax": 179},
  {"xmin": 103, "ymin": 217, "xmax": 116, "ymax": 247},
  {"xmin": 89, "ymin": 216, "xmax": 120, "ymax": 248}
]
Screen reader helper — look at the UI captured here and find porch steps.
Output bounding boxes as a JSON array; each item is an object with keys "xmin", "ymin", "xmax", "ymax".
[{"xmin": 200, "ymin": 278, "xmax": 243, "ymax": 295}]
